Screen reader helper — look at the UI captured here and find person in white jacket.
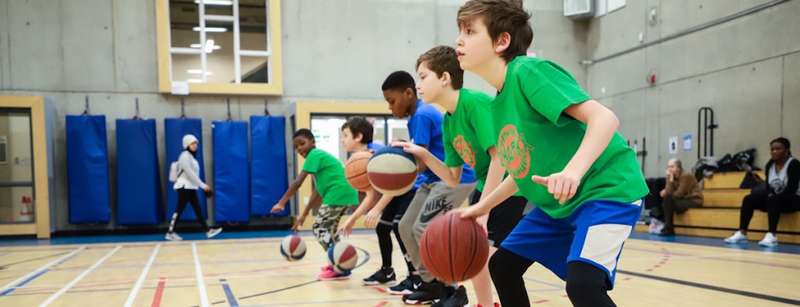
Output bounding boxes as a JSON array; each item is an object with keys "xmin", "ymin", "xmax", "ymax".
[{"xmin": 165, "ymin": 134, "xmax": 222, "ymax": 241}]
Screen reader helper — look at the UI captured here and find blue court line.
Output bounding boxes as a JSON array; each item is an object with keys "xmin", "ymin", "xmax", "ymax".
[
  {"xmin": 220, "ymin": 278, "xmax": 239, "ymax": 307},
  {"xmin": 0, "ymin": 269, "xmax": 48, "ymax": 296},
  {"xmin": 0, "ymin": 248, "xmax": 81, "ymax": 296},
  {"xmin": 629, "ymin": 231, "xmax": 800, "ymax": 255}
]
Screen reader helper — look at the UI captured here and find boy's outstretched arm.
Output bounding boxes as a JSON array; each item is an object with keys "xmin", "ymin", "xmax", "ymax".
[
  {"xmin": 461, "ymin": 175, "xmax": 519, "ymax": 219},
  {"xmin": 338, "ymin": 189, "xmax": 380, "ymax": 236},
  {"xmin": 481, "ymin": 147, "xmax": 504, "ymax": 201},
  {"xmin": 364, "ymin": 193, "xmax": 394, "ymax": 228},
  {"xmin": 394, "ymin": 141, "xmax": 463, "ymax": 188},
  {"xmin": 271, "ymin": 171, "xmax": 310, "ymax": 213},
  {"xmin": 532, "ymin": 100, "xmax": 619, "ymax": 204},
  {"xmin": 293, "ymin": 190, "xmax": 322, "ymax": 231}
]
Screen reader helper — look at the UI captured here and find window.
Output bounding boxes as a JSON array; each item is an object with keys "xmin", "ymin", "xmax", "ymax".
[
  {"xmin": 310, "ymin": 115, "xmax": 408, "ymax": 162},
  {"xmin": 156, "ymin": 0, "xmax": 283, "ymax": 95}
]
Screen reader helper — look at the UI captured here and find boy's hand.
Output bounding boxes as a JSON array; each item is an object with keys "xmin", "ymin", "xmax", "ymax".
[
  {"xmin": 457, "ymin": 204, "xmax": 490, "ymax": 220},
  {"xmin": 532, "ymin": 169, "xmax": 582, "ymax": 204},
  {"xmin": 270, "ymin": 202, "xmax": 285, "ymax": 214},
  {"xmin": 291, "ymin": 215, "xmax": 306, "ymax": 232},
  {"xmin": 337, "ymin": 217, "xmax": 355, "ymax": 237},
  {"xmin": 364, "ymin": 207, "xmax": 383, "ymax": 228},
  {"xmin": 392, "ymin": 141, "xmax": 427, "ymax": 157}
]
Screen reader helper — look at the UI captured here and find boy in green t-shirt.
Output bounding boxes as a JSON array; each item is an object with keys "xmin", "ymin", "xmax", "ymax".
[
  {"xmin": 455, "ymin": 1, "xmax": 649, "ymax": 307},
  {"xmin": 395, "ymin": 45, "xmax": 525, "ymax": 307},
  {"xmin": 271, "ymin": 128, "xmax": 359, "ymax": 281}
]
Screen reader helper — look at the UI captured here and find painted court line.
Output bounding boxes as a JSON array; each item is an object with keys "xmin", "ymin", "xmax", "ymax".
[
  {"xmin": 219, "ymin": 278, "xmax": 239, "ymax": 307},
  {"xmin": 0, "ymin": 246, "xmax": 86, "ymax": 296},
  {"xmin": 151, "ymin": 278, "xmax": 166, "ymax": 307},
  {"xmin": 192, "ymin": 242, "xmax": 210, "ymax": 307},
  {"xmin": 39, "ymin": 245, "xmax": 122, "ymax": 307},
  {"xmin": 617, "ymin": 269, "xmax": 800, "ymax": 306},
  {"xmin": 123, "ymin": 243, "xmax": 162, "ymax": 307}
]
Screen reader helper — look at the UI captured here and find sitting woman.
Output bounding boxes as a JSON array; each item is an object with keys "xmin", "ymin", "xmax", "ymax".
[
  {"xmin": 659, "ymin": 158, "xmax": 703, "ymax": 235},
  {"xmin": 725, "ymin": 137, "xmax": 800, "ymax": 247}
]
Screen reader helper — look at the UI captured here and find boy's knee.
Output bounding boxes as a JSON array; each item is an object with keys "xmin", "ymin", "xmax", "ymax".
[
  {"xmin": 376, "ymin": 222, "xmax": 392, "ymax": 235},
  {"xmin": 566, "ymin": 262, "xmax": 611, "ymax": 305},
  {"xmin": 489, "ymin": 249, "xmax": 517, "ymax": 280},
  {"xmin": 398, "ymin": 220, "xmax": 413, "ymax": 241}
]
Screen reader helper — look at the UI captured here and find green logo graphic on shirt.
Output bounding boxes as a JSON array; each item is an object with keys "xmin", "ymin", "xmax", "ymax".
[
  {"xmin": 452, "ymin": 135, "xmax": 476, "ymax": 168},
  {"xmin": 497, "ymin": 124, "xmax": 531, "ymax": 179}
]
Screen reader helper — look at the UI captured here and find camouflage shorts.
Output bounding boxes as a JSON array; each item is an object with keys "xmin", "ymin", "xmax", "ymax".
[{"xmin": 312, "ymin": 205, "xmax": 347, "ymax": 250}]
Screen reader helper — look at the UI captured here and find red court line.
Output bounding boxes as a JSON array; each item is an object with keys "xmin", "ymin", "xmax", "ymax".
[
  {"xmin": 374, "ymin": 300, "xmax": 388, "ymax": 307},
  {"xmin": 151, "ymin": 278, "xmax": 166, "ymax": 307}
]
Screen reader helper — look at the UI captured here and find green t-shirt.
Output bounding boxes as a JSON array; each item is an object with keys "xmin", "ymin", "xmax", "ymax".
[
  {"xmin": 492, "ymin": 56, "xmax": 648, "ymax": 218},
  {"xmin": 302, "ymin": 148, "xmax": 358, "ymax": 206},
  {"xmin": 443, "ymin": 89, "xmax": 497, "ymax": 192}
]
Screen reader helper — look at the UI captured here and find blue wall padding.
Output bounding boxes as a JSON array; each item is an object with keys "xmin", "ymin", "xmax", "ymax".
[
  {"xmin": 212, "ymin": 120, "xmax": 250, "ymax": 223},
  {"xmin": 116, "ymin": 119, "xmax": 162, "ymax": 225},
  {"xmin": 66, "ymin": 115, "xmax": 111, "ymax": 224},
  {"xmin": 250, "ymin": 116, "xmax": 289, "ymax": 217}
]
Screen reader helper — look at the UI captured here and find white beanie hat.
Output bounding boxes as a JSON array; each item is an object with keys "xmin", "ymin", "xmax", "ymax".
[{"xmin": 182, "ymin": 134, "xmax": 199, "ymax": 149}]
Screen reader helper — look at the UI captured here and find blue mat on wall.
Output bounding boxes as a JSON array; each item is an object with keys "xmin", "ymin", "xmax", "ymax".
[
  {"xmin": 250, "ymin": 116, "xmax": 289, "ymax": 217},
  {"xmin": 116, "ymin": 119, "xmax": 162, "ymax": 225},
  {"xmin": 66, "ymin": 115, "xmax": 110, "ymax": 224},
  {"xmin": 212, "ymin": 120, "xmax": 250, "ymax": 223}
]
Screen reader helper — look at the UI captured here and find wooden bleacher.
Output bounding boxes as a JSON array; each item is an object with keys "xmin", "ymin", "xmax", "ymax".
[{"xmin": 637, "ymin": 171, "xmax": 800, "ymax": 244}]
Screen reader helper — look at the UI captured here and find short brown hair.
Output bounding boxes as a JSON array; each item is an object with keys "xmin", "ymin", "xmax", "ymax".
[
  {"xmin": 457, "ymin": 0, "xmax": 533, "ymax": 63},
  {"xmin": 416, "ymin": 46, "xmax": 464, "ymax": 90},
  {"xmin": 341, "ymin": 117, "xmax": 374, "ymax": 144}
]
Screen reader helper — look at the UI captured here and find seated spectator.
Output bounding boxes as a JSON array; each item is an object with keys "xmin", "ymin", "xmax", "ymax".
[
  {"xmin": 659, "ymin": 158, "xmax": 703, "ymax": 235},
  {"xmin": 725, "ymin": 137, "xmax": 800, "ymax": 247}
]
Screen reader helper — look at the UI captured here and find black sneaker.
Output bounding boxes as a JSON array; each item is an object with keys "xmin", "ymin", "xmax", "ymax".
[
  {"xmin": 430, "ymin": 285, "xmax": 454, "ymax": 307},
  {"xmin": 389, "ymin": 275, "xmax": 420, "ymax": 295},
  {"xmin": 402, "ymin": 280, "xmax": 444, "ymax": 305},
  {"xmin": 438, "ymin": 286, "xmax": 468, "ymax": 307},
  {"xmin": 363, "ymin": 267, "xmax": 396, "ymax": 285}
]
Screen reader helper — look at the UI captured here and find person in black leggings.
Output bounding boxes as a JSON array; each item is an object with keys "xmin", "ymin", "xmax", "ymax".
[
  {"xmin": 165, "ymin": 134, "xmax": 222, "ymax": 241},
  {"xmin": 725, "ymin": 137, "xmax": 800, "ymax": 247}
]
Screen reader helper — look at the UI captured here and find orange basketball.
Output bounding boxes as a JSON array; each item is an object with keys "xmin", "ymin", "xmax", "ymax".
[
  {"xmin": 420, "ymin": 211, "xmax": 489, "ymax": 284},
  {"xmin": 345, "ymin": 151, "xmax": 373, "ymax": 192}
]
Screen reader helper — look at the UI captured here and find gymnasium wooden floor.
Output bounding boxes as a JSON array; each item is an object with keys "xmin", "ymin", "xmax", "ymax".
[{"xmin": 1, "ymin": 232, "xmax": 799, "ymax": 307}]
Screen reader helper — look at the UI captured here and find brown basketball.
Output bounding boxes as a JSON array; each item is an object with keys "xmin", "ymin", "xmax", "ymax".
[
  {"xmin": 345, "ymin": 151, "xmax": 373, "ymax": 192},
  {"xmin": 419, "ymin": 211, "xmax": 489, "ymax": 284}
]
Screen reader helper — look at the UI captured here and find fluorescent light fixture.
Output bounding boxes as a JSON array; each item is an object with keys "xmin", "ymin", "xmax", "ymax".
[
  {"xmin": 189, "ymin": 43, "xmax": 221, "ymax": 50},
  {"xmin": 204, "ymin": 39, "xmax": 215, "ymax": 53},
  {"xmin": 193, "ymin": 27, "xmax": 227, "ymax": 32},
  {"xmin": 187, "ymin": 69, "xmax": 214, "ymax": 76},
  {"xmin": 194, "ymin": 0, "xmax": 233, "ymax": 5}
]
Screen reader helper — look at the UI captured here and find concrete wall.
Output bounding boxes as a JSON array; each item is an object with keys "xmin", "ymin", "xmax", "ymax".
[
  {"xmin": 0, "ymin": 0, "xmax": 585, "ymax": 231},
  {"xmin": 585, "ymin": 0, "xmax": 800, "ymax": 177}
]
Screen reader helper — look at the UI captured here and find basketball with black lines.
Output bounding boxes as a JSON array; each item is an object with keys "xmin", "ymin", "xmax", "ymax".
[
  {"xmin": 280, "ymin": 234, "xmax": 307, "ymax": 261},
  {"xmin": 345, "ymin": 151, "xmax": 373, "ymax": 192},
  {"xmin": 419, "ymin": 211, "xmax": 489, "ymax": 284}
]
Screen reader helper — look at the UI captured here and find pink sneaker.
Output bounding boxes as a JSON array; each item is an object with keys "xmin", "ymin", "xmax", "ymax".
[{"xmin": 319, "ymin": 268, "xmax": 351, "ymax": 280}]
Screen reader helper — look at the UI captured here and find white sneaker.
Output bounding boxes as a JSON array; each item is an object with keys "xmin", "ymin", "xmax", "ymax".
[
  {"xmin": 758, "ymin": 232, "xmax": 778, "ymax": 247},
  {"xmin": 165, "ymin": 232, "xmax": 183, "ymax": 241},
  {"xmin": 206, "ymin": 228, "xmax": 222, "ymax": 239},
  {"xmin": 648, "ymin": 219, "xmax": 665, "ymax": 234},
  {"xmin": 724, "ymin": 231, "xmax": 747, "ymax": 244}
]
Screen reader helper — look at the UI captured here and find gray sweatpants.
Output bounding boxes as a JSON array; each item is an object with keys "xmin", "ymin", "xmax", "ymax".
[{"xmin": 399, "ymin": 181, "xmax": 476, "ymax": 282}]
